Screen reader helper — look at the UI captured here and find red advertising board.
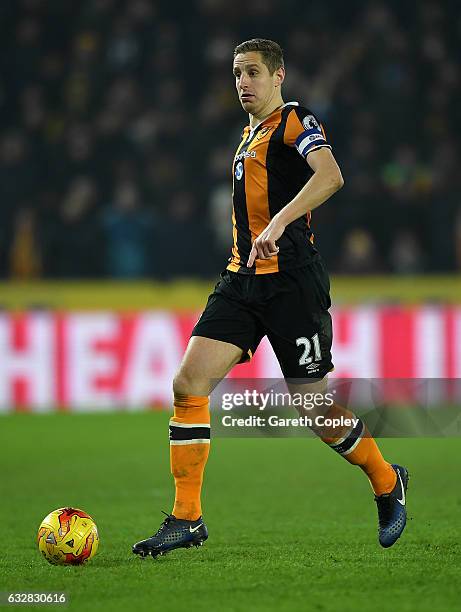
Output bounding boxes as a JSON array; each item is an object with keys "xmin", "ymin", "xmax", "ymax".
[{"xmin": 0, "ymin": 307, "xmax": 460, "ymax": 411}]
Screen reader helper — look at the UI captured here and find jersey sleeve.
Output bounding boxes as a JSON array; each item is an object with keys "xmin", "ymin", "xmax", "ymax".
[{"xmin": 283, "ymin": 106, "xmax": 331, "ymax": 158}]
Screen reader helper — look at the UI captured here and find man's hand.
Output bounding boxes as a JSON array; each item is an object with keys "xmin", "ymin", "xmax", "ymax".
[{"xmin": 247, "ymin": 218, "xmax": 286, "ymax": 267}]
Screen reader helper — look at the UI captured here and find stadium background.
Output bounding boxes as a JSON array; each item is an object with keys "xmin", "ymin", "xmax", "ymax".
[{"xmin": 0, "ymin": 1, "xmax": 460, "ymax": 611}]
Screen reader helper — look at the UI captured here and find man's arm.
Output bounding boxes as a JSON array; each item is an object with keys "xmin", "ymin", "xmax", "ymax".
[{"xmin": 247, "ymin": 147, "xmax": 344, "ymax": 267}]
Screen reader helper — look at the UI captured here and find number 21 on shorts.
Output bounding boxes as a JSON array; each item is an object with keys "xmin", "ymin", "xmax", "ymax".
[{"xmin": 296, "ymin": 334, "xmax": 322, "ymax": 366}]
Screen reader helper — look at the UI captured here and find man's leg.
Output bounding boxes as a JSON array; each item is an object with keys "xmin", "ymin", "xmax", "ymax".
[
  {"xmin": 288, "ymin": 378, "xmax": 397, "ymax": 496},
  {"xmin": 170, "ymin": 336, "xmax": 244, "ymax": 520},
  {"xmin": 262, "ymin": 259, "xmax": 408, "ymax": 547},
  {"xmin": 287, "ymin": 376, "xmax": 408, "ymax": 547},
  {"xmin": 132, "ymin": 336, "xmax": 244, "ymax": 557}
]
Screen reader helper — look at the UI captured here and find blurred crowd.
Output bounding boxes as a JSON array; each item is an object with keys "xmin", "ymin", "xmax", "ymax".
[{"xmin": 1, "ymin": 0, "xmax": 460, "ymax": 279}]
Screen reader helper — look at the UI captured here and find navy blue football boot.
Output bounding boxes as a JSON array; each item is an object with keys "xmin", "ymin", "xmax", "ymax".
[
  {"xmin": 132, "ymin": 512, "xmax": 208, "ymax": 558},
  {"xmin": 375, "ymin": 464, "xmax": 409, "ymax": 548}
]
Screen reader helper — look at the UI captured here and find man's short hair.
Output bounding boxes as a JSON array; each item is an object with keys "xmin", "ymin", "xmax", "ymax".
[{"xmin": 233, "ymin": 38, "xmax": 284, "ymax": 75}]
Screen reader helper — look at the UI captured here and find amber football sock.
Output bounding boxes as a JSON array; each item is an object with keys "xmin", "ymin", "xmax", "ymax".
[
  {"xmin": 169, "ymin": 394, "xmax": 210, "ymax": 520},
  {"xmin": 320, "ymin": 403, "xmax": 397, "ymax": 496}
]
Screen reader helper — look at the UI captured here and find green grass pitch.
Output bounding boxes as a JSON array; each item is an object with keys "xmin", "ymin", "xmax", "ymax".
[{"xmin": 0, "ymin": 412, "xmax": 460, "ymax": 611}]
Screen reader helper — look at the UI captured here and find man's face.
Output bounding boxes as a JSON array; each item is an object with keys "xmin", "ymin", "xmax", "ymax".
[{"xmin": 233, "ymin": 51, "xmax": 284, "ymax": 116}]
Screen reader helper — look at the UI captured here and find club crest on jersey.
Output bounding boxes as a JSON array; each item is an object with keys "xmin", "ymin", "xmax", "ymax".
[
  {"xmin": 256, "ymin": 126, "xmax": 272, "ymax": 140},
  {"xmin": 302, "ymin": 115, "xmax": 319, "ymax": 130},
  {"xmin": 235, "ymin": 161, "xmax": 243, "ymax": 180}
]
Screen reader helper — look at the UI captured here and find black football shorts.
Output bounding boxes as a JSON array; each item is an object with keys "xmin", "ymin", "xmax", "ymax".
[{"xmin": 191, "ymin": 255, "xmax": 334, "ymax": 379}]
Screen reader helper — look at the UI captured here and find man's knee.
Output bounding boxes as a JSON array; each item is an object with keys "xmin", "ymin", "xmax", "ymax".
[
  {"xmin": 173, "ymin": 369, "xmax": 192, "ymax": 396},
  {"xmin": 287, "ymin": 375, "xmax": 329, "ymax": 418},
  {"xmin": 173, "ymin": 367, "xmax": 210, "ymax": 397}
]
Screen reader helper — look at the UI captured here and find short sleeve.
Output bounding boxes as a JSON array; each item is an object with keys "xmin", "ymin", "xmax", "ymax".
[{"xmin": 284, "ymin": 107, "xmax": 331, "ymax": 158}]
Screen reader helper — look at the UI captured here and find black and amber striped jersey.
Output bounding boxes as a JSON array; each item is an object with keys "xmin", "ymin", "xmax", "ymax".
[{"xmin": 227, "ymin": 102, "xmax": 331, "ymax": 275}]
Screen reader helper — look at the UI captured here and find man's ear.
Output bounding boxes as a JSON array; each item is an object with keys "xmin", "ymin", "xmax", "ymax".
[{"xmin": 275, "ymin": 66, "xmax": 285, "ymax": 87}]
